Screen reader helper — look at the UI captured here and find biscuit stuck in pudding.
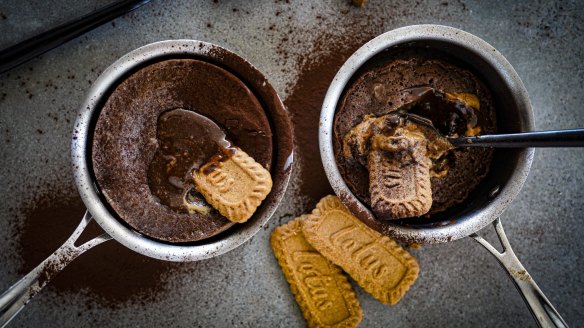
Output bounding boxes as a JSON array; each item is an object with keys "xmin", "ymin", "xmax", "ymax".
[
  {"xmin": 343, "ymin": 112, "xmax": 449, "ymax": 219},
  {"xmin": 368, "ymin": 130, "xmax": 433, "ymax": 219},
  {"xmin": 271, "ymin": 216, "xmax": 362, "ymax": 328},
  {"xmin": 302, "ymin": 196, "xmax": 419, "ymax": 305},
  {"xmin": 194, "ymin": 147, "xmax": 272, "ymax": 223}
]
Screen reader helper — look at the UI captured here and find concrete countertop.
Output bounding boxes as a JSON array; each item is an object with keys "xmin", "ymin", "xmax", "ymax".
[{"xmin": 0, "ymin": 0, "xmax": 582, "ymax": 327}]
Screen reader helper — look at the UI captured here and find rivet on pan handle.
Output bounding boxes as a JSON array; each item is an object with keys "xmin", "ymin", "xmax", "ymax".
[
  {"xmin": 470, "ymin": 218, "xmax": 568, "ymax": 328},
  {"xmin": 0, "ymin": 211, "xmax": 112, "ymax": 328}
]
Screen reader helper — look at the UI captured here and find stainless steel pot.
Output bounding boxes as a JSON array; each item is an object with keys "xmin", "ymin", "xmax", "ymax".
[
  {"xmin": 319, "ymin": 25, "xmax": 567, "ymax": 328},
  {"xmin": 0, "ymin": 40, "xmax": 294, "ymax": 327}
]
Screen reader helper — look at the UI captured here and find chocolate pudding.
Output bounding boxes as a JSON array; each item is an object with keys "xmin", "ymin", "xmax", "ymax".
[
  {"xmin": 92, "ymin": 59, "xmax": 273, "ymax": 243},
  {"xmin": 334, "ymin": 56, "xmax": 497, "ymax": 218}
]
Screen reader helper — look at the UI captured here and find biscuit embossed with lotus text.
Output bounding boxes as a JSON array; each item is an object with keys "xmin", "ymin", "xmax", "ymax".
[
  {"xmin": 193, "ymin": 148, "xmax": 272, "ymax": 223},
  {"xmin": 271, "ymin": 217, "xmax": 362, "ymax": 328},
  {"xmin": 303, "ymin": 196, "xmax": 419, "ymax": 305},
  {"xmin": 368, "ymin": 130, "xmax": 432, "ymax": 219}
]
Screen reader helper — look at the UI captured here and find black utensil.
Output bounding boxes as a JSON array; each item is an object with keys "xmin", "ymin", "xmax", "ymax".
[
  {"xmin": 406, "ymin": 113, "xmax": 584, "ymax": 148},
  {"xmin": 449, "ymin": 128, "xmax": 584, "ymax": 148},
  {"xmin": 0, "ymin": 0, "xmax": 152, "ymax": 74}
]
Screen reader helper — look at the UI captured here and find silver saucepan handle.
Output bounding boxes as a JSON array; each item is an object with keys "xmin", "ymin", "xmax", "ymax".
[
  {"xmin": 470, "ymin": 218, "xmax": 568, "ymax": 328},
  {"xmin": 0, "ymin": 211, "xmax": 112, "ymax": 327}
]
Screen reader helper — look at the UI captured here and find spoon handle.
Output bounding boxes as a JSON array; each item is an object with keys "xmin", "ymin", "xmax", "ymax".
[
  {"xmin": 450, "ymin": 128, "xmax": 584, "ymax": 148},
  {"xmin": 0, "ymin": 0, "xmax": 151, "ymax": 74}
]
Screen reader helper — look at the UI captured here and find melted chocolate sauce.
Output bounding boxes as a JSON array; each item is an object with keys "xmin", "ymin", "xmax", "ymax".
[
  {"xmin": 399, "ymin": 87, "xmax": 479, "ymax": 136},
  {"xmin": 199, "ymin": 146, "xmax": 239, "ymax": 175},
  {"xmin": 343, "ymin": 86, "xmax": 479, "ymax": 174},
  {"xmin": 147, "ymin": 109, "xmax": 230, "ymax": 213}
]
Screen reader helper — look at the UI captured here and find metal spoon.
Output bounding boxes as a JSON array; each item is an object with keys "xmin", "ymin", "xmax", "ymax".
[
  {"xmin": 449, "ymin": 128, "xmax": 584, "ymax": 148},
  {"xmin": 404, "ymin": 113, "xmax": 584, "ymax": 148}
]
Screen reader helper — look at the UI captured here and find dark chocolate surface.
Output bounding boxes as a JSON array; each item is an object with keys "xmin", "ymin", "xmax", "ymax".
[
  {"xmin": 92, "ymin": 59, "xmax": 273, "ymax": 243},
  {"xmin": 334, "ymin": 57, "xmax": 497, "ymax": 216}
]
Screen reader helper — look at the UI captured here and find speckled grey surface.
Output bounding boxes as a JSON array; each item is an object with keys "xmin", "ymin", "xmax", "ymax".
[{"xmin": 0, "ymin": 0, "xmax": 583, "ymax": 327}]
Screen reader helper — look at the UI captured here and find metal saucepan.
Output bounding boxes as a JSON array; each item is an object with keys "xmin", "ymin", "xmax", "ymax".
[
  {"xmin": 0, "ymin": 40, "xmax": 294, "ymax": 327},
  {"xmin": 319, "ymin": 25, "xmax": 568, "ymax": 327}
]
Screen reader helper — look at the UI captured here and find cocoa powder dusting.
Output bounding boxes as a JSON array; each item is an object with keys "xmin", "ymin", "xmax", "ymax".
[
  {"xmin": 284, "ymin": 19, "xmax": 384, "ymax": 208},
  {"xmin": 18, "ymin": 190, "xmax": 180, "ymax": 307}
]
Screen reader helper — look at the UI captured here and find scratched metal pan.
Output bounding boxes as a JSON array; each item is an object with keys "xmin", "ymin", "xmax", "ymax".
[
  {"xmin": 319, "ymin": 25, "xmax": 567, "ymax": 327},
  {"xmin": 0, "ymin": 40, "xmax": 294, "ymax": 327}
]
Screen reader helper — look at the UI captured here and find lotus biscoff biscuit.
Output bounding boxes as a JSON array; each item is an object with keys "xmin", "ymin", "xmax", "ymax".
[
  {"xmin": 302, "ymin": 196, "xmax": 419, "ymax": 305},
  {"xmin": 271, "ymin": 216, "xmax": 362, "ymax": 328}
]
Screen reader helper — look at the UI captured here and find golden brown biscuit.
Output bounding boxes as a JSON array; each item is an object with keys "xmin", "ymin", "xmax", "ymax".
[
  {"xmin": 303, "ymin": 196, "xmax": 419, "ymax": 305},
  {"xmin": 271, "ymin": 217, "xmax": 362, "ymax": 328},
  {"xmin": 368, "ymin": 130, "xmax": 433, "ymax": 219},
  {"xmin": 194, "ymin": 148, "xmax": 272, "ymax": 223}
]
